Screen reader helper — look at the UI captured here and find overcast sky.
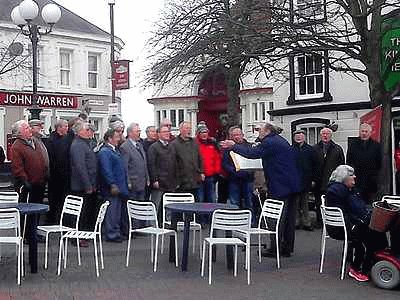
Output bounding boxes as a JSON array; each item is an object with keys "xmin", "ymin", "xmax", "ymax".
[{"xmin": 55, "ymin": 0, "xmax": 165, "ymax": 129}]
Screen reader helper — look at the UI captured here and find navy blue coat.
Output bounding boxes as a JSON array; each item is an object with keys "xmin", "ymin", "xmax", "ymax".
[
  {"xmin": 97, "ymin": 144, "xmax": 129, "ymax": 198},
  {"xmin": 232, "ymin": 133, "xmax": 300, "ymax": 199}
]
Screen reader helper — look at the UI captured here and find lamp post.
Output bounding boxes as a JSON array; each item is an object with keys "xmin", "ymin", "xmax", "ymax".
[
  {"xmin": 109, "ymin": 0, "xmax": 116, "ymax": 104},
  {"xmin": 11, "ymin": 0, "xmax": 61, "ymax": 120}
]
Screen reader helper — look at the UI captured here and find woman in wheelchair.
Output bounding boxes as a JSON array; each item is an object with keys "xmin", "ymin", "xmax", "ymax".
[{"xmin": 325, "ymin": 165, "xmax": 388, "ymax": 282}]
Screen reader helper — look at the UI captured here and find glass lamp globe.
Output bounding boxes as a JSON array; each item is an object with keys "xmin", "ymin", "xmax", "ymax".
[
  {"xmin": 42, "ymin": 3, "xmax": 61, "ymax": 25},
  {"xmin": 19, "ymin": 0, "xmax": 39, "ymax": 21},
  {"xmin": 11, "ymin": 6, "xmax": 27, "ymax": 26}
]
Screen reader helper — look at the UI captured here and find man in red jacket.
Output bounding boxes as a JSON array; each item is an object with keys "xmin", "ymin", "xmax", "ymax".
[{"xmin": 196, "ymin": 123, "xmax": 221, "ymax": 203}]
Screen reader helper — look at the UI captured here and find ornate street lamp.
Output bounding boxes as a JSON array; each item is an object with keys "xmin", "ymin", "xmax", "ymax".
[{"xmin": 11, "ymin": 0, "xmax": 61, "ymax": 120}]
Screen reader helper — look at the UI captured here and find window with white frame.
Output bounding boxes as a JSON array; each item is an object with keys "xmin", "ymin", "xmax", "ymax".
[
  {"xmin": 60, "ymin": 50, "xmax": 72, "ymax": 87},
  {"xmin": 252, "ymin": 103, "xmax": 259, "ymax": 121},
  {"xmin": 260, "ymin": 102, "xmax": 266, "ymax": 121},
  {"xmin": 300, "ymin": 125, "xmax": 325, "ymax": 145},
  {"xmin": 162, "ymin": 110, "xmax": 167, "ymax": 119},
  {"xmin": 156, "ymin": 111, "xmax": 161, "ymax": 127},
  {"xmin": 88, "ymin": 53, "xmax": 99, "ymax": 89},
  {"xmin": 178, "ymin": 109, "xmax": 185, "ymax": 125},
  {"xmin": 170, "ymin": 109, "xmax": 177, "ymax": 127},
  {"xmin": 251, "ymin": 102, "xmax": 267, "ymax": 122},
  {"xmin": 296, "ymin": 53, "xmax": 324, "ymax": 98}
]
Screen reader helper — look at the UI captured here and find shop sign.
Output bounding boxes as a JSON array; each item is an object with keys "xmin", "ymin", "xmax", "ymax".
[
  {"xmin": 113, "ymin": 60, "xmax": 130, "ymax": 90},
  {"xmin": 0, "ymin": 92, "xmax": 78, "ymax": 108}
]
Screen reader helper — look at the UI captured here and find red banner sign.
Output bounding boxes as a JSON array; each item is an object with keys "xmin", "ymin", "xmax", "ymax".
[
  {"xmin": 360, "ymin": 105, "xmax": 383, "ymax": 142},
  {"xmin": 0, "ymin": 92, "xmax": 78, "ymax": 109},
  {"xmin": 113, "ymin": 60, "xmax": 130, "ymax": 90}
]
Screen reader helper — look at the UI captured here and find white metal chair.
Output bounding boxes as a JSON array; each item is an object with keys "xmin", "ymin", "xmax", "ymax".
[
  {"xmin": 381, "ymin": 195, "xmax": 400, "ymax": 207},
  {"xmin": 321, "ymin": 195, "xmax": 326, "ymax": 206},
  {"xmin": 0, "ymin": 191, "xmax": 19, "ymax": 261},
  {"xmin": 201, "ymin": 209, "xmax": 252, "ymax": 285},
  {"xmin": 126, "ymin": 200, "xmax": 178, "ymax": 272},
  {"xmin": 319, "ymin": 205, "xmax": 348, "ymax": 280},
  {"xmin": 37, "ymin": 195, "xmax": 84, "ymax": 269},
  {"xmin": 0, "ymin": 208, "xmax": 23, "ymax": 285},
  {"xmin": 57, "ymin": 201, "xmax": 110, "ymax": 277},
  {"xmin": 244, "ymin": 199, "xmax": 284, "ymax": 268},
  {"xmin": 161, "ymin": 193, "xmax": 202, "ymax": 257}
]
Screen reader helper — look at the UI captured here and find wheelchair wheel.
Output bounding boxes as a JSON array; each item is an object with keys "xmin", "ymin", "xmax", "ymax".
[{"xmin": 371, "ymin": 260, "xmax": 400, "ymax": 290}]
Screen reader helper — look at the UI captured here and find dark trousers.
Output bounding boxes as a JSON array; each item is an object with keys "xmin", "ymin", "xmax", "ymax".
[
  {"xmin": 217, "ymin": 176, "xmax": 229, "ymax": 204},
  {"xmin": 314, "ymin": 191, "xmax": 323, "ymax": 225},
  {"xmin": 47, "ymin": 178, "xmax": 68, "ymax": 224},
  {"xmin": 269, "ymin": 194, "xmax": 297, "ymax": 253},
  {"xmin": 72, "ymin": 192, "xmax": 99, "ymax": 231}
]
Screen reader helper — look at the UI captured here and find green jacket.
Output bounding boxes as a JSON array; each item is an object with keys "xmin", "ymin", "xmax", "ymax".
[{"xmin": 170, "ymin": 135, "xmax": 203, "ymax": 190}]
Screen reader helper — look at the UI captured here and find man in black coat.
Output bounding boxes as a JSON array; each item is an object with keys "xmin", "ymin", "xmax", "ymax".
[
  {"xmin": 313, "ymin": 127, "xmax": 345, "ymax": 227},
  {"xmin": 346, "ymin": 123, "xmax": 382, "ymax": 204},
  {"xmin": 293, "ymin": 129, "xmax": 317, "ymax": 231},
  {"xmin": 46, "ymin": 119, "xmax": 73, "ymax": 224}
]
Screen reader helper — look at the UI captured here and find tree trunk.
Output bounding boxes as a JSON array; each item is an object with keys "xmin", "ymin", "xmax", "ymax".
[
  {"xmin": 379, "ymin": 94, "xmax": 393, "ymax": 195},
  {"xmin": 225, "ymin": 63, "xmax": 241, "ymax": 126}
]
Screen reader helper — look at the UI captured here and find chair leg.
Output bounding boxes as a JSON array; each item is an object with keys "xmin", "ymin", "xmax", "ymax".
[
  {"xmin": 57, "ymin": 237, "xmax": 63, "ymax": 276},
  {"xmin": 201, "ymin": 241, "xmax": 206, "ymax": 277},
  {"xmin": 161, "ymin": 230, "xmax": 164, "ymax": 254},
  {"xmin": 126, "ymin": 232, "xmax": 132, "ymax": 267},
  {"xmin": 192, "ymin": 228, "xmax": 196, "ymax": 254},
  {"xmin": 340, "ymin": 240, "xmax": 348, "ymax": 280},
  {"xmin": 99, "ymin": 235, "xmax": 104, "ymax": 270},
  {"xmin": 258, "ymin": 234, "xmax": 261, "ymax": 263},
  {"xmin": 174, "ymin": 232, "xmax": 178, "ymax": 267},
  {"xmin": 247, "ymin": 242, "xmax": 251, "ymax": 285},
  {"xmin": 320, "ymin": 235, "xmax": 326, "ymax": 274},
  {"xmin": 154, "ymin": 234, "xmax": 159, "ymax": 272},
  {"xmin": 234, "ymin": 245, "xmax": 238, "ymax": 277},
  {"xmin": 209, "ymin": 243, "xmax": 213, "ymax": 285},
  {"xmin": 150, "ymin": 234, "xmax": 154, "ymax": 263},
  {"xmin": 275, "ymin": 233, "xmax": 280, "ymax": 269},
  {"xmin": 199, "ymin": 228, "xmax": 202, "ymax": 259},
  {"xmin": 21, "ymin": 240, "xmax": 24, "ymax": 277},
  {"xmin": 17, "ymin": 242, "xmax": 21, "ymax": 285},
  {"xmin": 63, "ymin": 238, "xmax": 68, "ymax": 269},
  {"xmin": 94, "ymin": 238, "xmax": 99, "ymax": 277},
  {"xmin": 76, "ymin": 238, "xmax": 81, "ymax": 266},
  {"xmin": 44, "ymin": 233, "xmax": 49, "ymax": 269}
]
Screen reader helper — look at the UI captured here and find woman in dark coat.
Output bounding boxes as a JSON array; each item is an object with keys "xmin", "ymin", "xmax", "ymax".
[{"xmin": 325, "ymin": 165, "xmax": 387, "ymax": 282}]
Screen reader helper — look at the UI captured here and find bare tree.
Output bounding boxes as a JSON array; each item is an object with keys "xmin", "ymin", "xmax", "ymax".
[
  {"xmin": 0, "ymin": 33, "xmax": 30, "ymax": 77},
  {"xmin": 146, "ymin": 0, "xmax": 400, "ymax": 193}
]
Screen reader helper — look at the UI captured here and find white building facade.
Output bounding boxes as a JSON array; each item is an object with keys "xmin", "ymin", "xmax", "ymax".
[{"xmin": 0, "ymin": 0, "xmax": 124, "ymax": 157}]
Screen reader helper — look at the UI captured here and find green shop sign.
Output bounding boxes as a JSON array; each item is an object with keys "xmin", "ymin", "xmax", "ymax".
[{"xmin": 381, "ymin": 17, "xmax": 400, "ymax": 92}]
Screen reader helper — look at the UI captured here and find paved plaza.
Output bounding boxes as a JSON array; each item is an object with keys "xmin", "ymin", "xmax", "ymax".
[{"xmin": 0, "ymin": 228, "xmax": 399, "ymax": 300}]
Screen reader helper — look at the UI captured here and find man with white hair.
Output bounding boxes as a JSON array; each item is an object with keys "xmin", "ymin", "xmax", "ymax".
[
  {"xmin": 346, "ymin": 123, "xmax": 381, "ymax": 203},
  {"xmin": 313, "ymin": 127, "xmax": 345, "ymax": 228}
]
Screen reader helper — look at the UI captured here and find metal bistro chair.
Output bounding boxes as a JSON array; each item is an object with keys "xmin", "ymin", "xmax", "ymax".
[
  {"xmin": 57, "ymin": 201, "xmax": 110, "ymax": 277},
  {"xmin": 126, "ymin": 200, "xmax": 178, "ymax": 272},
  {"xmin": 245, "ymin": 199, "xmax": 284, "ymax": 268},
  {"xmin": 161, "ymin": 193, "xmax": 202, "ymax": 258},
  {"xmin": 319, "ymin": 205, "xmax": 348, "ymax": 280},
  {"xmin": 37, "ymin": 195, "xmax": 84, "ymax": 269},
  {"xmin": 0, "ymin": 191, "xmax": 19, "ymax": 261},
  {"xmin": 201, "ymin": 209, "xmax": 252, "ymax": 285},
  {"xmin": 0, "ymin": 208, "xmax": 23, "ymax": 285}
]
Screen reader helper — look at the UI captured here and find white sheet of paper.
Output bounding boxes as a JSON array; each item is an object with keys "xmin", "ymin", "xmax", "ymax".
[{"xmin": 229, "ymin": 151, "xmax": 263, "ymax": 171}]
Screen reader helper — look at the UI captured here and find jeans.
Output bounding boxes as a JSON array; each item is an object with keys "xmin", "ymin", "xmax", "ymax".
[
  {"xmin": 228, "ymin": 180, "xmax": 255, "ymax": 226},
  {"xmin": 198, "ymin": 176, "xmax": 217, "ymax": 203}
]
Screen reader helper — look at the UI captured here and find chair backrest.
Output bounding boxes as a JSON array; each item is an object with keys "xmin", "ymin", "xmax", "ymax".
[
  {"xmin": 210, "ymin": 209, "xmax": 251, "ymax": 237},
  {"xmin": 259, "ymin": 199, "xmax": 284, "ymax": 229},
  {"xmin": 162, "ymin": 193, "xmax": 195, "ymax": 224},
  {"xmin": 94, "ymin": 201, "xmax": 110, "ymax": 233},
  {"xmin": 60, "ymin": 195, "xmax": 84, "ymax": 228},
  {"xmin": 0, "ymin": 191, "xmax": 19, "ymax": 204},
  {"xmin": 0, "ymin": 208, "xmax": 20, "ymax": 236},
  {"xmin": 127, "ymin": 200, "xmax": 158, "ymax": 228},
  {"xmin": 320, "ymin": 205, "xmax": 346, "ymax": 228},
  {"xmin": 381, "ymin": 195, "xmax": 400, "ymax": 208},
  {"xmin": 321, "ymin": 195, "xmax": 326, "ymax": 207}
]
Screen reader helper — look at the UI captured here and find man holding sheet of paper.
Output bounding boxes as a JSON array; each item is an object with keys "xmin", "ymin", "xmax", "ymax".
[{"xmin": 221, "ymin": 122, "xmax": 300, "ymax": 258}]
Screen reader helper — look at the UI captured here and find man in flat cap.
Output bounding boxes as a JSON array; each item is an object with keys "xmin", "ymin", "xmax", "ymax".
[{"xmin": 292, "ymin": 129, "xmax": 318, "ymax": 231}]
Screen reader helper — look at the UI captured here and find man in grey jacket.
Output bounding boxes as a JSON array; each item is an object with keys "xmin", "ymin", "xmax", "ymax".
[
  {"xmin": 120, "ymin": 122, "xmax": 149, "ymax": 201},
  {"xmin": 70, "ymin": 122, "xmax": 97, "ymax": 247}
]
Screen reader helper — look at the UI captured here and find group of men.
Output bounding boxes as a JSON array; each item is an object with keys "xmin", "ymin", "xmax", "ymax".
[{"xmin": 9, "ymin": 115, "xmax": 381, "ymax": 258}]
